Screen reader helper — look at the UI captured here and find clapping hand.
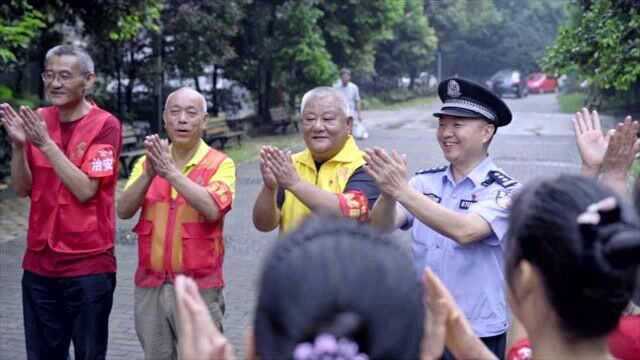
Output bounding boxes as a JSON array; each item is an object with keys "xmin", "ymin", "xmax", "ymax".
[
  {"xmin": 144, "ymin": 135, "xmax": 177, "ymax": 180},
  {"xmin": 423, "ymin": 269, "xmax": 497, "ymax": 360},
  {"xmin": 363, "ymin": 147, "xmax": 409, "ymax": 199},
  {"xmin": 20, "ymin": 106, "xmax": 53, "ymax": 148},
  {"xmin": 261, "ymin": 146, "xmax": 300, "ymax": 189},
  {"xmin": 175, "ymin": 275, "xmax": 235, "ymax": 360},
  {"xmin": 0, "ymin": 104, "xmax": 26, "ymax": 146},
  {"xmin": 259, "ymin": 146, "xmax": 278, "ymax": 190},
  {"xmin": 599, "ymin": 116, "xmax": 640, "ymax": 182}
]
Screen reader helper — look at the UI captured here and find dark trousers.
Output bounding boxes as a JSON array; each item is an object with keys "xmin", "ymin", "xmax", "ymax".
[
  {"xmin": 442, "ymin": 332, "xmax": 506, "ymax": 360},
  {"xmin": 22, "ymin": 271, "xmax": 116, "ymax": 360}
]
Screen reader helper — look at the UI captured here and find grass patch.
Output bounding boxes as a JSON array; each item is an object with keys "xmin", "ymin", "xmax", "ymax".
[
  {"xmin": 225, "ymin": 132, "xmax": 304, "ymax": 163},
  {"xmin": 558, "ymin": 92, "xmax": 587, "ymax": 113},
  {"xmin": 365, "ymin": 96, "xmax": 436, "ymax": 111}
]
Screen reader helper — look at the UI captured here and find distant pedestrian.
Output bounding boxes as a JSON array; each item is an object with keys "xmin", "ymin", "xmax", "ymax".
[{"xmin": 334, "ymin": 68, "xmax": 368, "ymax": 139}]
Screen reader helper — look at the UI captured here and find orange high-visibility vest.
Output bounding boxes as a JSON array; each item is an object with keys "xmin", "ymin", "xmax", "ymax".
[
  {"xmin": 133, "ymin": 148, "xmax": 230, "ymax": 289},
  {"xmin": 26, "ymin": 105, "xmax": 117, "ymax": 254}
]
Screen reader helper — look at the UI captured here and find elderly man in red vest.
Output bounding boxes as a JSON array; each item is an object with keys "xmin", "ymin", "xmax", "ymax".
[
  {"xmin": 0, "ymin": 45, "xmax": 121, "ymax": 360},
  {"xmin": 117, "ymin": 87, "xmax": 235, "ymax": 360}
]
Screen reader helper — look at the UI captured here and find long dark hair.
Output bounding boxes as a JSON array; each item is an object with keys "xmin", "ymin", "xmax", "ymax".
[{"xmin": 506, "ymin": 175, "xmax": 640, "ymax": 339}]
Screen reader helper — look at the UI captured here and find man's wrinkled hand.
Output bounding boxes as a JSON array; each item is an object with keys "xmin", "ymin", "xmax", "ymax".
[
  {"xmin": 263, "ymin": 146, "xmax": 300, "ymax": 190},
  {"xmin": 146, "ymin": 135, "xmax": 178, "ymax": 180},
  {"xmin": 259, "ymin": 146, "xmax": 278, "ymax": 190}
]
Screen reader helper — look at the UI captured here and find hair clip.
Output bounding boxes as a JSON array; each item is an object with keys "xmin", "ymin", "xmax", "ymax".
[{"xmin": 293, "ymin": 333, "xmax": 369, "ymax": 360}]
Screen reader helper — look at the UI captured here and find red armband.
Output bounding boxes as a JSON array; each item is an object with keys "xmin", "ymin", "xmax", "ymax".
[
  {"xmin": 81, "ymin": 144, "xmax": 115, "ymax": 178},
  {"xmin": 207, "ymin": 181, "xmax": 233, "ymax": 214},
  {"xmin": 337, "ymin": 190, "xmax": 369, "ymax": 221},
  {"xmin": 507, "ymin": 338, "xmax": 532, "ymax": 360}
]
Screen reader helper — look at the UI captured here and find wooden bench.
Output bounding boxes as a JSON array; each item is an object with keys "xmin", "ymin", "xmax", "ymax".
[
  {"xmin": 119, "ymin": 123, "xmax": 146, "ymax": 178},
  {"xmin": 269, "ymin": 106, "xmax": 299, "ymax": 133},
  {"xmin": 204, "ymin": 115, "xmax": 244, "ymax": 150}
]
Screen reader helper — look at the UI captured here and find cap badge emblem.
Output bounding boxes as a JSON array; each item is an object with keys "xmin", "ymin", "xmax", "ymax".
[{"xmin": 447, "ymin": 80, "xmax": 461, "ymax": 98}]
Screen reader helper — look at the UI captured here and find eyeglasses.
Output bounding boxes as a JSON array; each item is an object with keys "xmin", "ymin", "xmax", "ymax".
[{"xmin": 41, "ymin": 71, "xmax": 87, "ymax": 84}]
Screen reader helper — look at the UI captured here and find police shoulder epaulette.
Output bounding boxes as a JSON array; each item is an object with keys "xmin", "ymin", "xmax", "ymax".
[
  {"xmin": 416, "ymin": 165, "xmax": 447, "ymax": 175},
  {"xmin": 483, "ymin": 170, "xmax": 519, "ymax": 188}
]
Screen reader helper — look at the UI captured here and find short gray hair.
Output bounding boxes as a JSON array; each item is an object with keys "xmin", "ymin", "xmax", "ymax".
[
  {"xmin": 300, "ymin": 87, "xmax": 349, "ymax": 117},
  {"xmin": 165, "ymin": 87, "xmax": 207, "ymax": 113},
  {"xmin": 45, "ymin": 45, "xmax": 95, "ymax": 74}
]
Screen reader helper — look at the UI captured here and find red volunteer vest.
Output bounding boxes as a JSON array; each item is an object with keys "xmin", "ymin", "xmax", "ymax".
[
  {"xmin": 133, "ymin": 148, "xmax": 229, "ymax": 289},
  {"xmin": 26, "ymin": 106, "xmax": 117, "ymax": 254}
]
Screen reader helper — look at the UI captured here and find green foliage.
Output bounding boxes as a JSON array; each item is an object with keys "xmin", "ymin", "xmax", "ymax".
[
  {"xmin": 0, "ymin": 1, "xmax": 45, "ymax": 64},
  {"xmin": 543, "ymin": 0, "xmax": 640, "ymax": 92},
  {"xmin": 319, "ymin": 0, "xmax": 405, "ymax": 74},
  {"xmin": 274, "ymin": 2, "xmax": 338, "ymax": 102},
  {"xmin": 375, "ymin": 0, "xmax": 438, "ymax": 83},
  {"xmin": 426, "ymin": 0, "xmax": 567, "ymax": 79},
  {"xmin": 163, "ymin": 0, "xmax": 245, "ymax": 81}
]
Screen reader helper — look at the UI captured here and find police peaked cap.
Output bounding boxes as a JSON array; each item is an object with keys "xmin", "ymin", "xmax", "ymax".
[{"xmin": 433, "ymin": 77, "xmax": 512, "ymax": 127}]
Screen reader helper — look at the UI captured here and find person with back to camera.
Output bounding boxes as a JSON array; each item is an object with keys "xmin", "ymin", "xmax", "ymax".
[{"xmin": 503, "ymin": 175, "xmax": 640, "ymax": 360}]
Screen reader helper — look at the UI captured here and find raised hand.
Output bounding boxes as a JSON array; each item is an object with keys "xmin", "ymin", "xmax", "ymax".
[
  {"xmin": 572, "ymin": 108, "xmax": 610, "ymax": 176},
  {"xmin": 0, "ymin": 103, "xmax": 26, "ymax": 146},
  {"xmin": 259, "ymin": 146, "xmax": 278, "ymax": 190},
  {"xmin": 363, "ymin": 147, "xmax": 409, "ymax": 199},
  {"xmin": 175, "ymin": 275, "xmax": 235, "ymax": 360},
  {"xmin": 598, "ymin": 117, "xmax": 640, "ymax": 196}
]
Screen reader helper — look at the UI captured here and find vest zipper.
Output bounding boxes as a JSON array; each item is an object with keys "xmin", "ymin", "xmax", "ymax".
[{"xmin": 163, "ymin": 198, "xmax": 178, "ymax": 278}]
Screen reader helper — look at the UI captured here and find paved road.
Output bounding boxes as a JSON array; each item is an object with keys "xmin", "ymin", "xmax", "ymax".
[{"xmin": 0, "ymin": 93, "xmax": 594, "ymax": 359}]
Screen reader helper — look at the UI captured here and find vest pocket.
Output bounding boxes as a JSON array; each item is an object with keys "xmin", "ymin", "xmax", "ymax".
[
  {"xmin": 53, "ymin": 203, "xmax": 100, "ymax": 252},
  {"xmin": 181, "ymin": 222, "xmax": 219, "ymax": 271},
  {"xmin": 133, "ymin": 219, "xmax": 153, "ymax": 268}
]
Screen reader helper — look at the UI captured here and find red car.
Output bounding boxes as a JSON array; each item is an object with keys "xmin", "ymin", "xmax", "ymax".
[{"xmin": 527, "ymin": 73, "xmax": 558, "ymax": 93}]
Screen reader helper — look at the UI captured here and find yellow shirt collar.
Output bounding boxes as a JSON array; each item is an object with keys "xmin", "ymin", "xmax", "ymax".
[
  {"xmin": 170, "ymin": 139, "xmax": 210, "ymax": 173},
  {"xmin": 297, "ymin": 135, "xmax": 362, "ymax": 169}
]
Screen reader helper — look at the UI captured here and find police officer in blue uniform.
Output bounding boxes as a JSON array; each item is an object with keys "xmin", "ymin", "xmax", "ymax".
[{"xmin": 366, "ymin": 78, "xmax": 518, "ymax": 360}]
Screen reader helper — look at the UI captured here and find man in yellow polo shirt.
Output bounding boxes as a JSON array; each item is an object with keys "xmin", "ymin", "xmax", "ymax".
[
  {"xmin": 117, "ymin": 87, "xmax": 235, "ymax": 360},
  {"xmin": 252, "ymin": 86, "xmax": 380, "ymax": 233}
]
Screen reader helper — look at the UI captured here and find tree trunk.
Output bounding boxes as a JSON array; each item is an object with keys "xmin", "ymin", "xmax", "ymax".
[
  {"xmin": 211, "ymin": 64, "xmax": 219, "ymax": 116},
  {"xmin": 125, "ymin": 48, "xmax": 137, "ymax": 118},
  {"xmin": 194, "ymin": 75, "xmax": 201, "ymax": 92},
  {"xmin": 115, "ymin": 47, "xmax": 123, "ymax": 116}
]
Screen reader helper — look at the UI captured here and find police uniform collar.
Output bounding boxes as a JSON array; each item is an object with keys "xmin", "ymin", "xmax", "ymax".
[
  {"xmin": 442, "ymin": 157, "xmax": 495, "ymax": 186},
  {"xmin": 296, "ymin": 135, "xmax": 362, "ymax": 168}
]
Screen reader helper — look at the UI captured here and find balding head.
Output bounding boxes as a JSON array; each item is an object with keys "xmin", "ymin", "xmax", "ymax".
[
  {"xmin": 165, "ymin": 87, "xmax": 207, "ymax": 113},
  {"xmin": 163, "ymin": 87, "xmax": 208, "ymax": 148},
  {"xmin": 300, "ymin": 87, "xmax": 349, "ymax": 117}
]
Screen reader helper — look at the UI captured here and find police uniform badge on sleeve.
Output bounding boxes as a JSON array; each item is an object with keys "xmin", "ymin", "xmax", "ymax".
[{"xmin": 495, "ymin": 190, "xmax": 512, "ymax": 209}]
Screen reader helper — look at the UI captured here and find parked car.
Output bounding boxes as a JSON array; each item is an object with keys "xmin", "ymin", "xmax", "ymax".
[
  {"xmin": 527, "ymin": 73, "xmax": 558, "ymax": 94},
  {"xmin": 485, "ymin": 69, "xmax": 528, "ymax": 98}
]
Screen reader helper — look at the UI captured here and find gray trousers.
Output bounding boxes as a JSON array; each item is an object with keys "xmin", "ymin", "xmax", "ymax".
[{"xmin": 134, "ymin": 284, "xmax": 225, "ymax": 360}]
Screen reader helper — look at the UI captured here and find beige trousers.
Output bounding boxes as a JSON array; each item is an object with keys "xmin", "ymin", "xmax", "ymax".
[{"xmin": 134, "ymin": 284, "xmax": 225, "ymax": 360}]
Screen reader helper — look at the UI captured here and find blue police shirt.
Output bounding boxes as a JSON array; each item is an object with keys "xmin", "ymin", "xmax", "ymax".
[{"xmin": 399, "ymin": 156, "xmax": 519, "ymax": 337}]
